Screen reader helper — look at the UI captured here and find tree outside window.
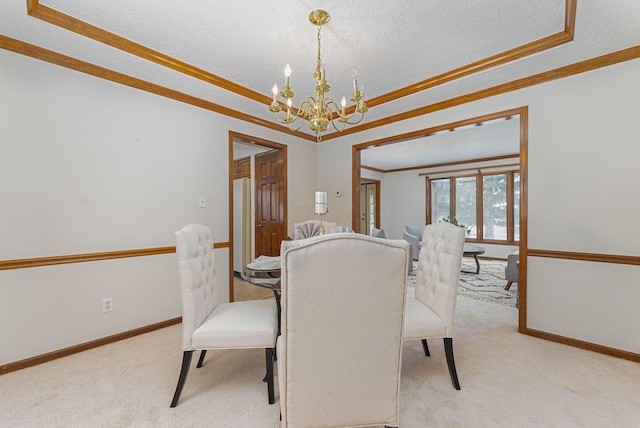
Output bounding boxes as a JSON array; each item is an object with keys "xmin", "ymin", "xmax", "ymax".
[
  {"xmin": 430, "ymin": 179, "xmax": 450, "ymax": 224},
  {"xmin": 483, "ymin": 174, "xmax": 507, "ymax": 240},
  {"xmin": 428, "ymin": 170, "xmax": 519, "ymax": 243}
]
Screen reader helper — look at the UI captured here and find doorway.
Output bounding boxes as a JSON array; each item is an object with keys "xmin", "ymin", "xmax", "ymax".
[
  {"xmin": 254, "ymin": 149, "xmax": 286, "ymax": 257},
  {"xmin": 352, "ymin": 107, "xmax": 528, "ymax": 331},
  {"xmin": 359, "ymin": 179, "xmax": 380, "ymax": 235},
  {"xmin": 229, "ymin": 132, "xmax": 287, "ymax": 302}
]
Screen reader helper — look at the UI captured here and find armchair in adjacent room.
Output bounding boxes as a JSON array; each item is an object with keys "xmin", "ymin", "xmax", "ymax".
[
  {"xmin": 403, "ymin": 225, "xmax": 425, "ymax": 261},
  {"xmin": 505, "ymin": 250, "xmax": 519, "ymax": 290},
  {"xmin": 403, "ymin": 231, "xmax": 420, "ymax": 262}
]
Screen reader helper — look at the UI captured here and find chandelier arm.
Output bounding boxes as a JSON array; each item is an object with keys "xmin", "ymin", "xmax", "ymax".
[
  {"xmin": 289, "ymin": 119, "xmax": 305, "ymax": 132},
  {"xmin": 267, "ymin": 9, "xmax": 367, "ymax": 139},
  {"xmin": 298, "ymin": 97, "xmax": 317, "ymax": 119},
  {"xmin": 328, "ymin": 109, "xmax": 365, "ymax": 131},
  {"xmin": 320, "ymin": 97, "xmax": 367, "ymax": 126},
  {"xmin": 272, "ymin": 111, "xmax": 297, "ymax": 125},
  {"xmin": 328, "ymin": 117, "xmax": 346, "ymax": 133},
  {"xmin": 343, "ymin": 111, "xmax": 366, "ymax": 125}
]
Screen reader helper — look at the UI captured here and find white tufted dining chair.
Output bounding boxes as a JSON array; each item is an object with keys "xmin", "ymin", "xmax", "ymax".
[
  {"xmin": 170, "ymin": 224, "xmax": 278, "ymax": 407},
  {"xmin": 291, "ymin": 219, "xmax": 338, "ymax": 238},
  {"xmin": 278, "ymin": 234, "xmax": 409, "ymax": 427},
  {"xmin": 403, "ymin": 222, "xmax": 465, "ymax": 389},
  {"xmin": 325, "ymin": 225, "xmax": 354, "ymax": 234},
  {"xmin": 291, "ymin": 222, "xmax": 320, "ymax": 239}
]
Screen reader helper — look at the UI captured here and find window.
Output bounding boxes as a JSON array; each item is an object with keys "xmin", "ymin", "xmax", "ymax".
[
  {"xmin": 430, "ymin": 179, "xmax": 450, "ymax": 224},
  {"xmin": 483, "ymin": 174, "xmax": 507, "ymax": 240},
  {"xmin": 455, "ymin": 176, "xmax": 477, "ymax": 239},
  {"xmin": 427, "ymin": 169, "xmax": 520, "ymax": 243}
]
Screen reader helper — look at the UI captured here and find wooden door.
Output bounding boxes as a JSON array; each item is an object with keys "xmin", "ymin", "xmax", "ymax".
[{"xmin": 255, "ymin": 150, "xmax": 285, "ymax": 256}]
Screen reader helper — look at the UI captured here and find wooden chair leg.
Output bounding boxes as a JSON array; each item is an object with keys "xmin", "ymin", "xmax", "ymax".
[
  {"xmin": 421, "ymin": 339, "xmax": 430, "ymax": 357},
  {"xmin": 443, "ymin": 338, "xmax": 460, "ymax": 390},
  {"xmin": 170, "ymin": 350, "xmax": 193, "ymax": 407},
  {"xmin": 505, "ymin": 281, "xmax": 513, "ymax": 290},
  {"xmin": 265, "ymin": 348, "xmax": 275, "ymax": 404},
  {"xmin": 196, "ymin": 350, "xmax": 207, "ymax": 368}
]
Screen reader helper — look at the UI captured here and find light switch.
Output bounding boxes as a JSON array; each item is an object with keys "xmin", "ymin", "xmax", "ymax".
[{"xmin": 198, "ymin": 196, "xmax": 207, "ymax": 208}]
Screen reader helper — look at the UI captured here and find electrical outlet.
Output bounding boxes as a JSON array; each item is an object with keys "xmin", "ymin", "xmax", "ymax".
[{"xmin": 102, "ymin": 297, "xmax": 113, "ymax": 313}]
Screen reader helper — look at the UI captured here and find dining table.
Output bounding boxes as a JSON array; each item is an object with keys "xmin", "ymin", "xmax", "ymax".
[{"xmin": 241, "ymin": 256, "xmax": 282, "ymax": 334}]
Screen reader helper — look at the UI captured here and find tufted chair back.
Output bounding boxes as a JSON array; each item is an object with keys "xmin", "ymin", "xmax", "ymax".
[
  {"xmin": 325, "ymin": 225, "xmax": 354, "ymax": 234},
  {"xmin": 291, "ymin": 222, "xmax": 320, "ymax": 239},
  {"xmin": 291, "ymin": 219, "xmax": 337, "ymax": 238},
  {"xmin": 175, "ymin": 223, "xmax": 220, "ymax": 350},
  {"xmin": 414, "ymin": 222, "xmax": 465, "ymax": 337},
  {"xmin": 278, "ymin": 234, "xmax": 409, "ymax": 427}
]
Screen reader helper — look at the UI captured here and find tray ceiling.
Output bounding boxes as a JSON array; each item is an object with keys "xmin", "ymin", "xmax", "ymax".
[{"xmin": 1, "ymin": 0, "xmax": 638, "ymax": 169}]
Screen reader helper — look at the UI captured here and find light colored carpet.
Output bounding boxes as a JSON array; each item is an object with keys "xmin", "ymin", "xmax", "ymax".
[
  {"xmin": 410, "ymin": 259, "xmax": 517, "ymax": 307},
  {"xmin": 2, "ymin": 298, "xmax": 640, "ymax": 427},
  {"xmin": 457, "ymin": 259, "xmax": 517, "ymax": 307}
]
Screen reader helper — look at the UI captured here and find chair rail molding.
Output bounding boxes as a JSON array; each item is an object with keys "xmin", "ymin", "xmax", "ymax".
[{"xmin": 0, "ymin": 242, "xmax": 230, "ymax": 271}]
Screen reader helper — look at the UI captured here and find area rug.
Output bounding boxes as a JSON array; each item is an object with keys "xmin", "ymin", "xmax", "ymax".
[{"xmin": 408, "ymin": 259, "xmax": 518, "ymax": 307}]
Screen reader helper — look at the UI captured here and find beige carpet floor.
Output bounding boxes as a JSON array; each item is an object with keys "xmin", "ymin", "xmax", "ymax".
[{"xmin": 2, "ymin": 298, "xmax": 639, "ymax": 427}]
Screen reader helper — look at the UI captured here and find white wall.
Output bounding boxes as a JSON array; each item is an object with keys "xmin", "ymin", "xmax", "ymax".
[
  {"xmin": 2, "ymin": 49, "xmax": 638, "ymax": 364},
  {"xmin": 313, "ymin": 138, "xmax": 353, "ymax": 227},
  {"xmin": 379, "ymin": 170, "xmax": 426, "ymax": 239},
  {"xmin": 0, "ymin": 49, "xmax": 316, "ymax": 365},
  {"xmin": 317, "ymin": 58, "xmax": 640, "ymax": 354}
]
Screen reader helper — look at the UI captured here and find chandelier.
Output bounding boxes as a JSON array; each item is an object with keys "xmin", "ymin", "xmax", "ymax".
[{"xmin": 268, "ymin": 9, "xmax": 368, "ymax": 142}]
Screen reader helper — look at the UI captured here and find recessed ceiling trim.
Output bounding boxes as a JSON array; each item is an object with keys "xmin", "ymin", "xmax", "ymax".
[
  {"xmin": 0, "ymin": 34, "xmax": 317, "ymax": 142},
  {"xmin": 366, "ymin": 16, "xmax": 575, "ymax": 109},
  {"xmin": 323, "ymin": 45, "xmax": 640, "ymax": 141},
  {"xmin": 373, "ymin": 155, "xmax": 521, "ymax": 174},
  {"xmin": 26, "ymin": 0, "xmax": 271, "ymax": 105},
  {"xmin": 10, "ymin": 1, "xmax": 639, "ymax": 144},
  {"xmin": 26, "ymin": 0, "xmax": 575, "ymax": 113},
  {"xmin": 354, "ymin": 107, "xmax": 527, "ymax": 151}
]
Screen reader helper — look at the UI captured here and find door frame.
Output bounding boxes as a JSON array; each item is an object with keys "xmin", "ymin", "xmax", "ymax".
[
  {"xmin": 359, "ymin": 178, "xmax": 381, "ymax": 235},
  {"xmin": 352, "ymin": 107, "xmax": 527, "ymax": 332},
  {"xmin": 229, "ymin": 131, "xmax": 287, "ymax": 302}
]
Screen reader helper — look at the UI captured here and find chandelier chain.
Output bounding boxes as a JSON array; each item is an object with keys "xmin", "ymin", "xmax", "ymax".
[{"xmin": 316, "ymin": 25, "xmax": 322, "ymax": 78}]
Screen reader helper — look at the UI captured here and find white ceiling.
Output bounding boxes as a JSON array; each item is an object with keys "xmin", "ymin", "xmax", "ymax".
[
  {"xmin": 2, "ymin": 0, "xmax": 639, "ymax": 169},
  {"xmin": 361, "ymin": 116, "xmax": 521, "ymax": 171}
]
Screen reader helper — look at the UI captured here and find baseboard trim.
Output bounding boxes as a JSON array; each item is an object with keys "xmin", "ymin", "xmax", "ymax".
[
  {"xmin": 0, "ymin": 317, "xmax": 182, "ymax": 376},
  {"xmin": 524, "ymin": 327, "xmax": 640, "ymax": 363}
]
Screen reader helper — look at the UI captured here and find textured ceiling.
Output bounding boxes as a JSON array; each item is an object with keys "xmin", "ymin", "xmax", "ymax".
[
  {"xmin": 1, "ymin": 0, "xmax": 639, "ymax": 169},
  {"xmin": 361, "ymin": 116, "xmax": 521, "ymax": 171}
]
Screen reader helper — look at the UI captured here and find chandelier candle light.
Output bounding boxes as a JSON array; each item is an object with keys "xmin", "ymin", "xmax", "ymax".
[
  {"xmin": 314, "ymin": 191, "xmax": 328, "ymax": 234},
  {"xmin": 269, "ymin": 9, "xmax": 368, "ymax": 142}
]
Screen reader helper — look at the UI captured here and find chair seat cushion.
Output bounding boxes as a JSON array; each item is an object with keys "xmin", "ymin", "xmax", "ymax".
[
  {"xmin": 403, "ymin": 296, "xmax": 448, "ymax": 340},
  {"xmin": 192, "ymin": 300, "xmax": 278, "ymax": 349}
]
